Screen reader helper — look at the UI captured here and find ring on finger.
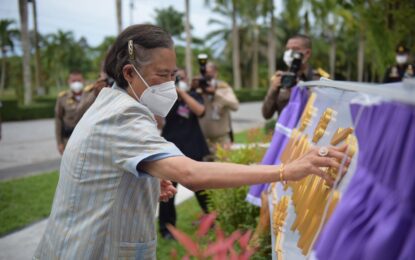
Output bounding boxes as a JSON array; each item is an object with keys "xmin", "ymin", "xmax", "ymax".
[{"xmin": 318, "ymin": 146, "xmax": 329, "ymax": 157}]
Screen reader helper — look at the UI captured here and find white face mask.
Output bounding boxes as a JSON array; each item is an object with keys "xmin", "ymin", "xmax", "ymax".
[
  {"xmin": 178, "ymin": 81, "xmax": 189, "ymax": 91},
  {"xmin": 396, "ymin": 55, "xmax": 408, "ymax": 65},
  {"xmin": 129, "ymin": 65, "xmax": 177, "ymax": 117},
  {"xmin": 70, "ymin": 81, "xmax": 84, "ymax": 93},
  {"xmin": 283, "ymin": 49, "xmax": 294, "ymax": 67}
]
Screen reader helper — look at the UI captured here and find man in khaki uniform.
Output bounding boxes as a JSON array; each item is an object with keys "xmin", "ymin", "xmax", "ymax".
[
  {"xmin": 55, "ymin": 71, "xmax": 102, "ymax": 154},
  {"xmin": 262, "ymin": 35, "xmax": 327, "ymax": 120},
  {"xmin": 198, "ymin": 62, "xmax": 239, "ymax": 157}
]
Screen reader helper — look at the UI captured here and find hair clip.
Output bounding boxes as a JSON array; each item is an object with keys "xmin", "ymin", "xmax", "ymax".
[{"xmin": 128, "ymin": 40, "xmax": 135, "ymax": 60}]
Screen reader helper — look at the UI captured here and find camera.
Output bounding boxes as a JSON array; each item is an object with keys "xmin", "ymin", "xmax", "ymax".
[
  {"xmin": 197, "ymin": 53, "xmax": 209, "ymax": 90},
  {"xmin": 281, "ymin": 51, "xmax": 303, "ymax": 88},
  {"xmin": 175, "ymin": 75, "xmax": 181, "ymax": 86}
]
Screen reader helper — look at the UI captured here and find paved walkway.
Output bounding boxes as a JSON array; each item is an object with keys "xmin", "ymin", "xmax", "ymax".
[
  {"xmin": 0, "ymin": 102, "xmax": 264, "ymax": 181},
  {"xmin": 0, "ymin": 101, "xmax": 265, "ymax": 259}
]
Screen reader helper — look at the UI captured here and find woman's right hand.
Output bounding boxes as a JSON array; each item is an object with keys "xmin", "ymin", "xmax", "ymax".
[{"xmin": 284, "ymin": 145, "xmax": 351, "ymax": 186}]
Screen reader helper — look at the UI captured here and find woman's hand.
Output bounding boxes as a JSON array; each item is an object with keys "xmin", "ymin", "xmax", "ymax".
[
  {"xmin": 284, "ymin": 145, "xmax": 351, "ymax": 186},
  {"xmin": 159, "ymin": 179, "xmax": 177, "ymax": 202}
]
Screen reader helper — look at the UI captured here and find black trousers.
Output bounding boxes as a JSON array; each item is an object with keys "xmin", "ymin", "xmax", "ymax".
[{"xmin": 158, "ymin": 182, "xmax": 209, "ymax": 236}]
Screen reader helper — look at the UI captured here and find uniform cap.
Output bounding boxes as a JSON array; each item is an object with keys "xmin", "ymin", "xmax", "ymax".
[{"xmin": 396, "ymin": 45, "xmax": 409, "ymax": 54}]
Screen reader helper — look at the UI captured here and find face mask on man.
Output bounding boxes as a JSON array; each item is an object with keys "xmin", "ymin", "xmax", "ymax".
[
  {"xmin": 70, "ymin": 81, "xmax": 84, "ymax": 93},
  {"xmin": 283, "ymin": 49, "xmax": 294, "ymax": 67},
  {"xmin": 128, "ymin": 65, "xmax": 178, "ymax": 117},
  {"xmin": 178, "ymin": 81, "xmax": 189, "ymax": 91},
  {"xmin": 396, "ymin": 54, "xmax": 408, "ymax": 65}
]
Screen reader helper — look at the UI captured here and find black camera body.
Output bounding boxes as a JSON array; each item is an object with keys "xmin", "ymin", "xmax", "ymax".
[
  {"xmin": 197, "ymin": 53, "xmax": 209, "ymax": 90},
  {"xmin": 281, "ymin": 51, "xmax": 303, "ymax": 89},
  {"xmin": 175, "ymin": 75, "xmax": 181, "ymax": 86}
]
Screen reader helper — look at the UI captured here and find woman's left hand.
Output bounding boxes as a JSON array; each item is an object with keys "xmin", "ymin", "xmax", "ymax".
[{"xmin": 159, "ymin": 179, "xmax": 177, "ymax": 202}]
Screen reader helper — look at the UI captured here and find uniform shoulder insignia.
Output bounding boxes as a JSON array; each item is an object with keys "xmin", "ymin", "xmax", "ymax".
[
  {"xmin": 217, "ymin": 80, "xmax": 230, "ymax": 89},
  {"xmin": 58, "ymin": 90, "xmax": 68, "ymax": 98},
  {"xmin": 83, "ymin": 83, "xmax": 94, "ymax": 92},
  {"xmin": 316, "ymin": 68, "xmax": 330, "ymax": 79}
]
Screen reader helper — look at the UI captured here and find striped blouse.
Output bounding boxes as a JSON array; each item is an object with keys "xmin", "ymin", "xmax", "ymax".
[{"xmin": 34, "ymin": 85, "xmax": 182, "ymax": 259}]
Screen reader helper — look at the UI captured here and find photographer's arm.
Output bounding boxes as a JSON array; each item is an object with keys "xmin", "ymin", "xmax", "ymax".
[
  {"xmin": 177, "ymin": 88, "xmax": 205, "ymax": 117},
  {"xmin": 214, "ymin": 83, "xmax": 239, "ymax": 111},
  {"xmin": 262, "ymin": 87, "xmax": 279, "ymax": 119},
  {"xmin": 262, "ymin": 71, "xmax": 285, "ymax": 119}
]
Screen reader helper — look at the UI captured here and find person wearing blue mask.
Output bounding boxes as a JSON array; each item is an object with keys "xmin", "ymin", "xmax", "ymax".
[{"xmin": 34, "ymin": 24, "xmax": 349, "ymax": 260}]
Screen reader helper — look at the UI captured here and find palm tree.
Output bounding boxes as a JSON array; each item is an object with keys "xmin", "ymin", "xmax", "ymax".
[
  {"xmin": 239, "ymin": 0, "xmax": 266, "ymax": 89},
  {"xmin": 19, "ymin": 0, "xmax": 32, "ymax": 105},
  {"xmin": 0, "ymin": 19, "xmax": 19, "ymax": 95},
  {"xmin": 28, "ymin": 0, "xmax": 42, "ymax": 95},
  {"xmin": 266, "ymin": 0, "xmax": 276, "ymax": 86},
  {"xmin": 43, "ymin": 30, "xmax": 76, "ymax": 89},
  {"xmin": 310, "ymin": 0, "xmax": 346, "ymax": 79},
  {"xmin": 184, "ymin": 0, "xmax": 192, "ymax": 80},
  {"xmin": 206, "ymin": 0, "xmax": 242, "ymax": 89},
  {"xmin": 230, "ymin": 0, "xmax": 241, "ymax": 89},
  {"xmin": 116, "ymin": 0, "xmax": 122, "ymax": 34}
]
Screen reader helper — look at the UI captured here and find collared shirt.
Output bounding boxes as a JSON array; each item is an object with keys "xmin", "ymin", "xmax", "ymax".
[
  {"xmin": 34, "ymin": 85, "xmax": 182, "ymax": 260},
  {"xmin": 198, "ymin": 80, "xmax": 239, "ymax": 139},
  {"xmin": 55, "ymin": 86, "xmax": 101, "ymax": 145}
]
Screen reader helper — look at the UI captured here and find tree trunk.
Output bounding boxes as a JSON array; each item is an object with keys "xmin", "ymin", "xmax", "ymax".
[
  {"xmin": 357, "ymin": 28, "xmax": 365, "ymax": 82},
  {"xmin": 251, "ymin": 26, "xmax": 259, "ymax": 89},
  {"xmin": 184, "ymin": 0, "xmax": 192, "ymax": 81},
  {"xmin": 129, "ymin": 0, "xmax": 134, "ymax": 25},
  {"xmin": 19, "ymin": 0, "xmax": 32, "ymax": 105},
  {"xmin": 31, "ymin": 0, "xmax": 43, "ymax": 95},
  {"xmin": 267, "ymin": 0, "xmax": 276, "ymax": 88},
  {"xmin": 231, "ymin": 1, "xmax": 241, "ymax": 90},
  {"xmin": 346, "ymin": 60, "xmax": 351, "ymax": 81},
  {"xmin": 116, "ymin": 0, "xmax": 122, "ymax": 34},
  {"xmin": 0, "ymin": 51, "xmax": 6, "ymax": 95},
  {"xmin": 329, "ymin": 32, "xmax": 336, "ymax": 79}
]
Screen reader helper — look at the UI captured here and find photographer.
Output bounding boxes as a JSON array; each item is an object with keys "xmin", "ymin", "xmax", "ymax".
[
  {"xmin": 158, "ymin": 69, "xmax": 211, "ymax": 239},
  {"xmin": 262, "ymin": 35, "xmax": 317, "ymax": 119},
  {"xmin": 197, "ymin": 60, "xmax": 239, "ymax": 156}
]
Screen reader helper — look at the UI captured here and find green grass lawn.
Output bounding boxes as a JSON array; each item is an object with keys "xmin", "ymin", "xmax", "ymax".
[
  {"xmin": 0, "ymin": 171, "xmax": 59, "ymax": 237},
  {"xmin": 0, "ymin": 171, "xmax": 204, "ymax": 258}
]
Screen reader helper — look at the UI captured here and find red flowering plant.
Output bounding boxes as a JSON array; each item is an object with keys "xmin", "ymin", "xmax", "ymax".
[{"xmin": 167, "ymin": 212, "xmax": 257, "ymax": 260}]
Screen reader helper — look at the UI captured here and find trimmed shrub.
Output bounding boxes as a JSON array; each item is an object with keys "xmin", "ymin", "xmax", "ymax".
[
  {"xmin": 1, "ymin": 98, "xmax": 55, "ymax": 121},
  {"xmin": 234, "ymin": 88, "xmax": 267, "ymax": 103}
]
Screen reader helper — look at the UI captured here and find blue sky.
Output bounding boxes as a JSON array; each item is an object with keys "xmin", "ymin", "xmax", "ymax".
[
  {"xmin": 0, "ymin": 0, "xmax": 283, "ymax": 48},
  {"xmin": 0, "ymin": 0, "xmax": 222, "ymax": 47}
]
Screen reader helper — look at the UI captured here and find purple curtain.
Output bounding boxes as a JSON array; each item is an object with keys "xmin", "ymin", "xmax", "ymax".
[
  {"xmin": 246, "ymin": 87, "xmax": 309, "ymax": 206},
  {"xmin": 315, "ymin": 101, "xmax": 415, "ymax": 260}
]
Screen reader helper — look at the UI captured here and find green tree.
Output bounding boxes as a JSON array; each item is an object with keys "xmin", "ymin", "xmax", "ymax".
[
  {"xmin": 42, "ymin": 31, "xmax": 92, "ymax": 91},
  {"xmin": 310, "ymin": 0, "xmax": 349, "ymax": 78},
  {"xmin": 91, "ymin": 36, "xmax": 115, "ymax": 75},
  {"xmin": 154, "ymin": 6, "xmax": 185, "ymax": 38},
  {"xmin": 206, "ymin": 0, "xmax": 242, "ymax": 89},
  {"xmin": 0, "ymin": 19, "xmax": 19, "ymax": 95}
]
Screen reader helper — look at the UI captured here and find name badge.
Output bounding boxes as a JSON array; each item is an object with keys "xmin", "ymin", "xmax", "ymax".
[{"xmin": 177, "ymin": 105, "xmax": 190, "ymax": 118}]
